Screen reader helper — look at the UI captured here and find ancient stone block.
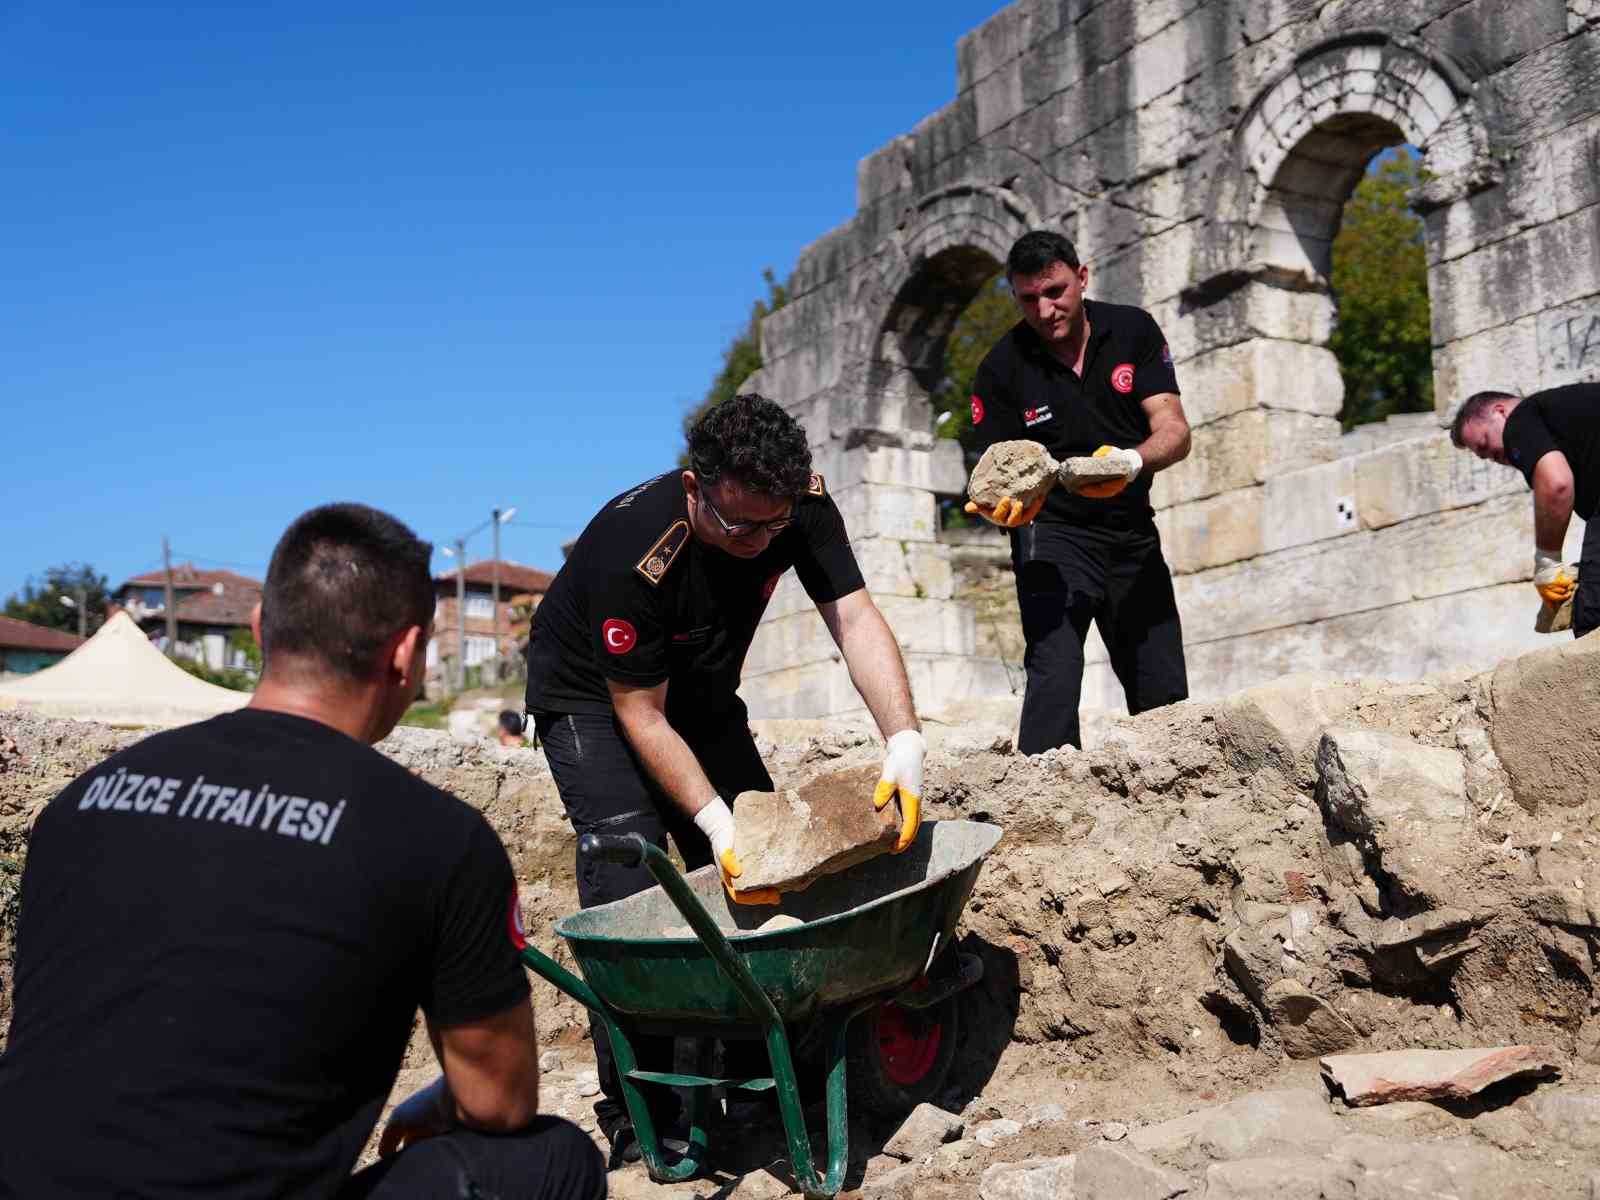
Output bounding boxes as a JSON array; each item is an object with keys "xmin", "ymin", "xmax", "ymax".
[
  {"xmin": 1316, "ymin": 726, "xmax": 1468, "ymax": 904},
  {"xmin": 1260, "ymin": 457, "xmax": 1357, "ymax": 554},
  {"xmin": 731, "ymin": 765, "xmax": 898, "ymax": 896},
  {"xmin": 966, "ymin": 440, "xmax": 1059, "ymax": 507},
  {"xmin": 1195, "ymin": 1089, "xmax": 1342, "ymax": 1160},
  {"xmin": 1153, "ymin": 486, "xmax": 1264, "ymax": 574},
  {"xmin": 1521, "ymin": 1091, "xmax": 1600, "ymax": 1148},
  {"xmin": 1321, "ymin": 1045, "xmax": 1564, "ymax": 1107},
  {"xmin": 1489, "ymin": 631, "xmax": 1600, "ymax": 811},
  {"xmin": 1201, "ymin": 1157, "xmax": 1353, "ymax": 1200},
  {"xmin": 1352, "ymin": 432, "xmax": 1524, "ymax": 531}
]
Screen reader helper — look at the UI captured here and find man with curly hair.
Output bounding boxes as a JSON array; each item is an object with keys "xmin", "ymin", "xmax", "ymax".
[{"xmin": 524, "ymin": 392, "xmax": 924, "ymax": 1166}]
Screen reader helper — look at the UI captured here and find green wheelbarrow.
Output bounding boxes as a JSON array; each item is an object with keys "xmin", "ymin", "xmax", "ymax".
[{"xmin": 518, "ymin": 819, "xmax": 1002, "ymax": 1199}]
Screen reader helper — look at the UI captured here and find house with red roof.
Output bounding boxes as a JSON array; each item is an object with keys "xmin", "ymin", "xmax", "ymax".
[
  {"xmin": 0, "ymin": 615, "xmax": 85, "ymax": 677},
  {"xmin": 110, "ymin": 564, "xmax": 262, "ymax": 673},
  {"xmin": 431, "ymin": 559, "xmax": 553, "ymax": 687}
]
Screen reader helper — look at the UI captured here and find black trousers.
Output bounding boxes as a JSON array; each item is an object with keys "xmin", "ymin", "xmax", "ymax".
[
  {"xmin": 534, "ymin": 706, "xmax": 773, "ymax": 1127},
  {"xmin": 341, "ymin": 1116, "xmax": 604, "ymax": 1199},
  {"xmin": 1012, "ymin": 521, "xmax": 1188, "ymax": 754},
  {"xmin": 1574, "ymin": 515, "xmax": 1600, "ymax": 638}
]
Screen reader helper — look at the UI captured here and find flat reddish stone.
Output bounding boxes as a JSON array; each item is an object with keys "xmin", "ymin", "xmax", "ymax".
[
  {"xmin": 1321, "ymin": 1045, "xmax": 1564, "ymax": 1107},
  {"xmin": 731, "ymin": 764, "xmax": 898, "ymax": 895}
]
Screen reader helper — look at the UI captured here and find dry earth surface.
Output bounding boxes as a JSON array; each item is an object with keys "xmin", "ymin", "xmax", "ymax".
[{"xmin": 6, "ymin": 631, "xmax": 1600, "ymax": 1197}]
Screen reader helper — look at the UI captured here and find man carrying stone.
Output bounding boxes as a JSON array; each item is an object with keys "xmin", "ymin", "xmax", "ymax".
[
  {"xmin": 1451, "ymin": 384, "xmax": 1600, "ymax": 635},
  {"xmin": 0, "ymin": 503, "xmax": 603, "ymax": 1200},
  {"xmin": 964, "ymin": 230, "xmax": 1193, "ymax": 754},
  {"xmin": 525, "ymin": 392, "xmax": 924, "ymax": 1165}
]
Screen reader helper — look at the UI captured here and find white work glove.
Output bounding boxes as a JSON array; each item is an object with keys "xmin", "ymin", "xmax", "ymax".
[
  {"xmin": 694, "ymin": 796, "xmax": 778, "ymax": 905},
  {"xmin": 1100, "ymin": 446, "xmax": 1143, "ymax": 481},
  {"xmin": 1534, "ymin": 548, "xmax": 1577, "ymax": 606},
  {"xmin": 1073, "ymin": 446, "xmax": 1144, "ymax": 499},
  {"xmin": 873, "ymin": 729, "xmax": 926, "ymax": 854}
]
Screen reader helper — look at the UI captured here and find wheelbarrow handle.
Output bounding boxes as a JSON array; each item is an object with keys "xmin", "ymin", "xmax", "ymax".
[{"xmin": 578, "ymin": 832, "xmax": 650, "ymax": 867}]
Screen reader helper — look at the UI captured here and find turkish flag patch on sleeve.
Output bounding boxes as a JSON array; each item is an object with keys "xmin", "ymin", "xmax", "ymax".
[
  {"xmin": 1111, "ymin": 363, "xmax": 1135, "ymax": 394},
  {"xmin": 506, "ymin": 888, "xmax": 528, "ymax": 950},
  {"xmin": 601, "ymin": 618, "xmax": 637, "ymax": 654},
  {"xmin": 971, "ymin": 395, "xmax": 985, "ymax": 424}
]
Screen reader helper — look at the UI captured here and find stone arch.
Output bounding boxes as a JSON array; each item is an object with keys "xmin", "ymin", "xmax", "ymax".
[
  {"xmin": 1192, "ymin": 30, "xmax": 1493, "ymax": 296},
  {"xmin": 865, "ymin": 183, "xmax": 1037, "ymax": 400}
]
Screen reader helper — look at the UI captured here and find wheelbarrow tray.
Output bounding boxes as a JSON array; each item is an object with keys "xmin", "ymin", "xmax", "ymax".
[{"xmin": 555, "ymin": 819, "xmax": 1001, "ymax": 1026}]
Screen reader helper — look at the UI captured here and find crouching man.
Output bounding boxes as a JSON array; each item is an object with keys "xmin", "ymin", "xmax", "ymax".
[{"xmin": 0, "ymin": 503, "xmax": 603, "ymax": 1199}]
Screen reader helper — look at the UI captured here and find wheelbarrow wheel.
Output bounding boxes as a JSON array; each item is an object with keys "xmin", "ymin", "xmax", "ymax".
[{"xmin": 846, "ymin": 984, "xmax": 959, "ymax": 1117}]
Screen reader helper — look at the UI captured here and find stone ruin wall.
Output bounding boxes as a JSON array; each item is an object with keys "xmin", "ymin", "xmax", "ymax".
[{"xmin": 738, "ymin": 0, "xmax": 1600, "ymax": 721}]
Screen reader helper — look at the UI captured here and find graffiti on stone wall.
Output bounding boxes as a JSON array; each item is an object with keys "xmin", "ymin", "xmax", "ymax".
[{"xmin": 1540, "ymin": 300, "xmax": 1600, "ymax": 385}]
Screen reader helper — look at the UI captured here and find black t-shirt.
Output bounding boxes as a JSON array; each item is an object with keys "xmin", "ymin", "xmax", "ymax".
[
  {"xmin": 1502, "ymin": 383, "xmax": 1600, "ymax": 518},
  {"xmin": 0, "ymin": 708, "xmax": 530, "ymax": 1199},
  {"xmin": 970, "ymin": 298, "xmax": 1180, "ymax": 527},
  {"xmin": 525, "ymin": 471, "xmax": 865, "ymax": 719}
]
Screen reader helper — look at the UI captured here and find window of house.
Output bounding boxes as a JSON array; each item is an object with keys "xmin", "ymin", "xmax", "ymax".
[
  {"xmin": 464, "ymin": 636, "xmax": 496, "ymax": 666},
  {"xmin": 464, "ymin": 594, "xmax": 495, "ymax": 619}
]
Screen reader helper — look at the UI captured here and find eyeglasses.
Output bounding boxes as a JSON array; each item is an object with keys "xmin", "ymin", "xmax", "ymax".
[{"xmin": 697, "ymin": 488, "xmax": 793, "ymax": 538}]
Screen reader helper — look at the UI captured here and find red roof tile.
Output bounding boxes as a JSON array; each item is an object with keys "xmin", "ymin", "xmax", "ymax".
[
  {"xmin": 434, "ymin": 560, "xmax": 554, "ymax": 594},
  {"xmin": 117, "ymin": 563, "xmax": 262, "ymax": 593},
  {"xmin": 0, "ymin": 614, "xmax": 86, "ymax": 653}
]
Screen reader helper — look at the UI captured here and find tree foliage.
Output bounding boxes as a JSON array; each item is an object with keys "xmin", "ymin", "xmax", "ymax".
[
  {"xmin": 681, "ymin": 269, "xmax": 790, "ymax": 461},
  {"xmin": 1329, "ymin": 148, "xmax": 1435, "ymax": 430},
  {"xmin": 3, "ymin": 563, "xmax": 109, "ymax": 636},
  {"xmin": 932, "ymin": 275, "xmax": 1019, "ymax": 467}
]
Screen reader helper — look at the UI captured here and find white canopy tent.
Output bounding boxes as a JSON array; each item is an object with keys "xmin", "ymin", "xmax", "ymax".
[{"xmin": 0, "ymin": 611, "xmax": 250, "ymax": 727}]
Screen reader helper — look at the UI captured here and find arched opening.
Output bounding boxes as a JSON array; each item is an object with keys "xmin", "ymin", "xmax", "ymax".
[
  {"xmin": 878, "ymin": 244, "xmax": 1003, "ymax": 397},
  {"xmin": 1256, "ymin": 114, "xmax": 1436, "ymax": 431}
]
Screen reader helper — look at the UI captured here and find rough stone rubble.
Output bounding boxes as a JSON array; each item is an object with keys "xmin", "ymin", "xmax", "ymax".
[{"xmin": 5, "ymin": 633, "xmax": 1600, "ymax": 1195}]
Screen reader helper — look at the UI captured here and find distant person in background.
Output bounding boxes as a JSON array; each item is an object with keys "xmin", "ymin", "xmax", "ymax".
[
  {"xmin": 498, "ymin": 709, "xmax": 528, "ymax": 747},
  {"xmin": 0, "ymin": 502, "xmax": 602, "ymax": 1200}
]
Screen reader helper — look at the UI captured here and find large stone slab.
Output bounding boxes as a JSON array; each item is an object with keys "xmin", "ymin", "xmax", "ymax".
[
  {"xmin": 1320, "ymin": 1045, "xmax": 1564, "ymax": 1107},
  {"xmin": 732, "ymin": 765, "xmax": 898, "ymax": 895},
  {"xmin": 1200, "ymin": 1157, "xmax": 1352, "ymax": 1200},
  {"xmin": 1194, "ymin": 1088, "xmax": 1343, "ymax": 1160},
  {"xmin": 1315, "ymin": 726, "xmax": 1468, "ymax": 905},
  {"xmin": 1489, "ymin": 631, "xmax": 1600, "ymax": 811}
]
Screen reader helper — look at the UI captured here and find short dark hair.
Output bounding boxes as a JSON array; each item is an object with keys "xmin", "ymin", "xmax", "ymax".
[
  {"xmin": 1007, "ymin": 230, "xmax": 1081, "ymax": 277},
  {"xmin": 261, "ymin": 503, "xmax": 434, "ymax": 682},
  {"xmin": 498, "ymin": 710, "xmax": 524, "ymax": 737},
  {"xmin": 1449, "ymin": 390, "xmax": 1520, "ymax": 447},
  {"xmin": 686, "ymin": 393, "xmax": 813, "ymax": 499}
]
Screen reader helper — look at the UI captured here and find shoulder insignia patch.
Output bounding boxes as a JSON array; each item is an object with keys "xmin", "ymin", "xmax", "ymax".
[
  {"xmin": 807, "ymin": 472, "xmax": 826, "ymax": 498},
  {"xmin": 635, "ymin": 519, "xmax": 689, "ymax": 586}
]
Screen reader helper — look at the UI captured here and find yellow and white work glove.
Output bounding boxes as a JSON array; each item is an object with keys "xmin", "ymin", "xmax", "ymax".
[
  {"xmin": 1074, "ymin": 445, "xmax": 1144, "ymax": 500},
  {"xmin": 873, "ymin": 729, "xmax": 926, "ymax": 854},
  {"xmin": 963, "ymin": 494, "xmax": 1046, "ymax": 528},
  {"xmin": 694, "ymin": 796, "xmax": 779, "ymax": 906},
  {"xmin": 1534, "ymin": 549, "xmax": 1578, "ymax": 606}
]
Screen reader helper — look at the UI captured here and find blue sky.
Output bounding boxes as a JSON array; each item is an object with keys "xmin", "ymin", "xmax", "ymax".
[{"xmin": 2, "ymin": 1, "xmax": 1002, "ymax": 599}]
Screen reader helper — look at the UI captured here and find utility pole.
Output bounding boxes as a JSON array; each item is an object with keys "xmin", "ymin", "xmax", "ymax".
[
  {"xmin": 455, "ymin": 537, "xmax": 467, "ymax": 692},
  {"xmin": 491, "ymin": 508, "xmax": 503, "ymax": 686},
  {"xmin": 75, "ymin": 585, "xmax": 86, "ymax": 638},
  {"xmin": 162, "ymin": 537, "xmax": 177, "ymax": 657}
]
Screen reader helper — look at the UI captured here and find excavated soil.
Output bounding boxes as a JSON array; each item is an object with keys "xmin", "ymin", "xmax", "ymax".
[{"xmin": 5, "ymin": 634, "xmax": 1600, "ymax": 1196}]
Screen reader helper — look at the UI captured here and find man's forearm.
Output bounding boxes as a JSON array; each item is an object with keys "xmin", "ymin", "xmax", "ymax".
[
  {"xmin": 616, "ymin": 703, "xmax": 720, "ymax": 818},
  {"xmin": 837, "ymin": 602, "xmax": 919, "ymax": 738},
  {"xmin": 1534, "ymin": 489, "xmax": 1575, "ymax": 554}
]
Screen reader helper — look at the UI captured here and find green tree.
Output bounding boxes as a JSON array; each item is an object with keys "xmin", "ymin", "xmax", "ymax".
[
  {"xmin": 228, "ymin": 627, "xmax": 262, "ymax": 674},
  {"xmin": 3, "ymin": 563, "xmax": 110, "ymax": 636},
  {"xmin": 1329, "ymin": 148, "xmax": 1435, "ymax": 430},
  {"xmin": 932, "ymin": 274, "xmax": 1019, "ymax": 466},
  {"xmin": 681, "ymin": 269, "xmax": 790, "ymax": 459}
]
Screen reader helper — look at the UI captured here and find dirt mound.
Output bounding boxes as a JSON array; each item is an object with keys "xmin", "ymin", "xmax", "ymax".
[{"xmin": 5, "ymin": 635, "xmax": 1600, "ymax": 1190}]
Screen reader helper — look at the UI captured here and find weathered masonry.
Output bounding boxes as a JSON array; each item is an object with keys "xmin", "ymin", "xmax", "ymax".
[{"xmin": 739, "ymin": 0, "xmax": 1600, "ymax": 720}]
